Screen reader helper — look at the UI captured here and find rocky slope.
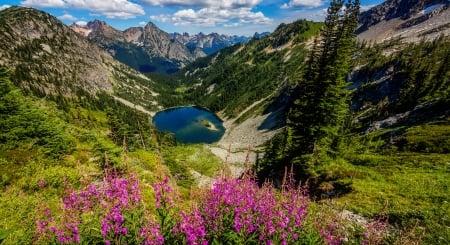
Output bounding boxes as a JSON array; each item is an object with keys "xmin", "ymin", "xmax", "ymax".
[
  {"xmin": 0, "ymin": 6, "xmax": 159, "ymax": 112},
  {"xmin": 357, "ymin": 0, "xmax": 450, "ymax": 43},
  {"xmin": 171, "ymin": 32, "xmax": 250, "ymax": 56},
  {"xmin": 71, "ymin": 20, "xmax": 196, "ymax": 73}
]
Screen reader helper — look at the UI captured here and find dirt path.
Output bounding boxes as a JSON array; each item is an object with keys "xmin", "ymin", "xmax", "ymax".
[{"xmin": 113, "ymin": 96, "xmax": 156, "ymax": 116}]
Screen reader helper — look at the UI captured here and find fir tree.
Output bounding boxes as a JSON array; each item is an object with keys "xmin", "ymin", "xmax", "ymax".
[{"xmin": 259, "ymin": 0, "xmax": 360, "ymax": 185}]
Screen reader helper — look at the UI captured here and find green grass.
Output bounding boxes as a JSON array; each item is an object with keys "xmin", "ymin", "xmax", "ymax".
[
  {"xmin": 175, "ymin": 86, "xmax": 188, "ymax": 93},
  {"xmin": 163, "ymin": 144, "xmax": 222, "ymax": 178},
  {"xmin": 324, "ymin": 117, "xmax": 450, "ymax": 244},
  {"xmin": 332, "ymin": 152, "xmax": 450, "ymax": 244}
]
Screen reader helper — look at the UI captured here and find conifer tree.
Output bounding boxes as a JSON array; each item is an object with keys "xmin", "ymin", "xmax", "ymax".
[{"xmin": 259, "ymin": 0, "xmax": 360, "ymax": 182}]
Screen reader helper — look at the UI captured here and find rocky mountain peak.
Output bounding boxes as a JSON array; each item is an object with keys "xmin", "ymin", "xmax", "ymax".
[
  {"xmin": 123, "ymin": 27, "xmax": 143, "ymax": 43},
  {"xmin": 357, "ymin": 0, "xmax": 450, "ymax": 43},
  {"xmin": 69, "ymin": 20, "xmax": 196, "ymax": 73},
  {"xmin": 87, "ymin": 19, "xmax": 108, "ymax": 29},
  {"xmin": 86, "ymin": 19, "xmax": 124, "ymax": 42},
  {"xmin": 358, "ymin": 0, "xmax": 449, "ymax": 32}
]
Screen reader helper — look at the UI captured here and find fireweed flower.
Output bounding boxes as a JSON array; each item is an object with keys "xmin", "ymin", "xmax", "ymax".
[
  {"xmin": 320, "ymin": 223, "xmax": 345, "ymax": 245},
  {"xmin": 153, "ymin": 176, "xmax": 173, "ymax": 209},
  {"xmin": 140, "ymin": 219, "xmax": 164, "ymax": 245},
  {"xmin": 174, "ymin": 210, "xmax": 207, "ymax": 245},
  {"xmin": 36, "ymin": 173, "xmax": 144, "ymax": 243},
  {"xmin": 197, "ymin": 176, "xmax": 309, "ymax": 244},
  {"xmin": 37, "ymin": 173, "xmax": 376, "ymax": 244},
  {"xmin": 38, "ymin": 178, "xmax": 46, "ymax": 188}
]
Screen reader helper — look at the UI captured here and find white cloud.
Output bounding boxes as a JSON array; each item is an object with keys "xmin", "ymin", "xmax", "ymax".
[
  {"xmin": 58, "ymin": 13, "xmax": 77, "ymax": 21},
  {"xmin": 21, "ymin": 0, "xmax": 66, "ymax": 7},
  {"xmin": 152, "ymin": 7, "xmax": 272, "ymax": 27},
  {"xmin": 150, "ymin": 14, "xmax": 171, "ymax": 22},
  {"xmin": 148, "ymin": 1, "xmax": 272, "ymax": 30},
  {"xmin": 75, "ymin": 20, "xmax": 87, "ymax": 26},
  {"xmin": 0, "ymin": 4, "xmax": 11, "ymax": 10},
  {"xmin": 281, "ymin": 0, "xmax": 323, "ymax": 9},
  {"xmin": 360, "ymin": 4, "xmax": 376, "ymax": 12},
  {"xmin": 141, "ymin": 0, "xmax": 262, "ymax": 9},
  {"xmin": 139, "ymin": 21, "xmax": 147, "ymax": 26},
  {"xmin": 21, "ymin": 0, "xmax": 145, "ymax": 19}
]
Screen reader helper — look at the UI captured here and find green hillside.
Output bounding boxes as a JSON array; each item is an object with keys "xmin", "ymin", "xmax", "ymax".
[{"xmin": 151, "ymin": 19, "xmax": 322, "ymax": 119}]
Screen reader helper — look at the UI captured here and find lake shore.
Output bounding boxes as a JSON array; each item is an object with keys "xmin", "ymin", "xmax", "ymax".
[{"xmin": 208, "ymin": 109, "xmax": 283, "ymax": 178}]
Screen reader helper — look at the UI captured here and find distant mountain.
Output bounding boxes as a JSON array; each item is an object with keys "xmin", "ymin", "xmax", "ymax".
[
  {"xmin": 253, "ymin": 32, "xmax": 271, "ymax": 39},
  {"xmin": 0, "ymin": 6, "xmax": 159, "ymax": 112},
  {"xmin": 171, "ymin": 32, "xmax": 251, "ymax": 56},
  {"xmin": 357, "ymin": 0, "xmax": 450, "ymax": 43},
  {"xmin": 71, "ymin": 20, "xmax": 196, "ymax": 74}
]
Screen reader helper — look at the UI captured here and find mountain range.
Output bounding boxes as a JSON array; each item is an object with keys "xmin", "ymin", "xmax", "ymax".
[
  {"xmin": 70, "ymin": 21, "xmax": 252, "ymax": 74},
  {"xmin": 170, "ymin": 32, "xmax": 250, "ymax": 56}
]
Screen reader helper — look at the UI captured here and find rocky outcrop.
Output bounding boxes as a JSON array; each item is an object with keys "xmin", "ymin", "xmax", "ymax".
[
  {"xmin": 357, "ymin": 0, "xmax": 450, "ymax": 43},
  {"xmin": 358, "ymin": 0, "xmax": 448, "ymax": 32}
]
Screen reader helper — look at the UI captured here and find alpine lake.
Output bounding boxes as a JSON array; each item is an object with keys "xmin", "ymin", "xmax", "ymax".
[{"xmin": 152, "ymin": 106, "xmax": 225, "ymax": 144}]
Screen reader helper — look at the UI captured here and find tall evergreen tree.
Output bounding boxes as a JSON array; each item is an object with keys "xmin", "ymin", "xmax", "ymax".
[{"xmin": 258, "ymin": 0, "xmax": 360, "ymax": 184}]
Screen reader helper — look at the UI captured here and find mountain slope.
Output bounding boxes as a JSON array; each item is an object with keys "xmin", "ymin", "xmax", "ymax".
[
  {"xmin": 179, "ymin": 19, "xmax": 323, "ymax": 119},
  {"xmin": 357, "ymin": 0, "xmax": 450, "ymax": 43},
  {"xmin": 0, "ymin": 6, "xmax": 159, "ymax": 112},
  {"xmin": 71, "ymin": 20, "xmax": 196, "ymax": 74}
]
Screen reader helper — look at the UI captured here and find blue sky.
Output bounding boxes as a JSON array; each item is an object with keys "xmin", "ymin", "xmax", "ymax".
[{"xmin": 0, "ymin": 0, "xmax": 384, "ymax": 35}]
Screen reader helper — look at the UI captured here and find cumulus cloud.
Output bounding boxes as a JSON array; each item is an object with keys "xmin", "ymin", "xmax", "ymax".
[
  {"xmin": 151, "ymin": 7, "xmax": 271, "ymax": 27},
  {"xmin": 0, "ymin": 4, "xmax": 11, "ymax": 10},
  {"xmin": 139, "ymin": 21, "xmax": 147, "ymax": 26},
  {"xmin": 281, "ymin": 0, "xmax": 323, "ymax": 9},
  {"xmin": 21, "ymin": 0, "xmax": 145, "ymax": 19},
  {"xmin": 58, "ymin": 13, "xmax": 77, "ymax": 21},
  {"xmin": 360, "ymin": 4, "xmax": 376, "ymax": 12},
  {"xmin": 75, "ymin": 20, "xmax": 88, "ymax": 26},
  {"xmin": 141, "ymin": 0, "xmax": 262, "ymax": 9},
  {"xmin": 21, "ymin": 0, "xmax": 66, "ymax": 7},
  {"xmin": 146, "ymin": 0, "xmax": 270, "ymax": 28}
]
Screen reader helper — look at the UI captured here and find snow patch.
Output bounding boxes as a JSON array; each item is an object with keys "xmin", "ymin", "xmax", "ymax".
[{"xmin": 420, "ymin": 4, "xmax": 442, "ymax": 15}]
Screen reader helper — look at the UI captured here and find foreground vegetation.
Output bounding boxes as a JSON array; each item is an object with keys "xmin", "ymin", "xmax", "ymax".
[{"xmin": 33, "ymin": 170, "xmax": 392, "ymax": 245}]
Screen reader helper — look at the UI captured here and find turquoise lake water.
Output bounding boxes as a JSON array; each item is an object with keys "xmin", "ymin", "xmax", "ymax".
[{"xmin": 152, "ymin": 106, "xmax": 225, "ymax": 144}]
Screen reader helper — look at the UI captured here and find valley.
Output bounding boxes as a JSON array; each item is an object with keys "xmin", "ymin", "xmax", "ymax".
[{"xmin": 0, "ymin": 0, "xmax": 449, "ymax": 244}]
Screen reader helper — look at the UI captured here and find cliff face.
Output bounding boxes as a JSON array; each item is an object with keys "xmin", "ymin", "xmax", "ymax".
[
  {"xmin": 358, "ymin": 0, "xmax": 447, "ymax": 31},
  {"xmin": 357, "ymin": 0, "xmax": 450, "ymax": 43}
]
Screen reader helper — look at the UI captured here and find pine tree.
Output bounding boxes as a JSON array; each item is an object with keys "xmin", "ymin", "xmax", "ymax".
[{"xmin": 259, "ymin": 0, "xmax": 360, "ymax": 183}]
